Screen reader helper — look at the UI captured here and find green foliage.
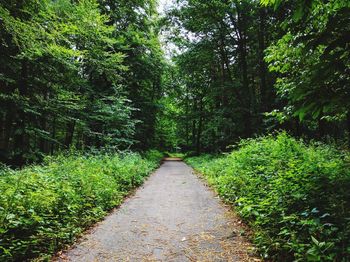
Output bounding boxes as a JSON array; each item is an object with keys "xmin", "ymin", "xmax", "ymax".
[
  {"xmin": 187, "ymin": 133, "xmax": 350, "ymax": 261},
  {"xmin": 162, "ymin": 0, "xmax": 280, "ymax": 153},
  {"xmin": 166, "ymin": 152, "xmax": 187, "ymax": 158},
  {"xmin": 264, "ymin": 0, "xmax": 350, "ymax": 126},
  {"xmin": 100, "ymin": 0, "xmax": 165, "ymax": 150},
  {"xmin": 0, "ymin": 152, "xmax": 161, "ymax": 261},
  {"xmin": 0, "ymin": 0, "xmax": 164, "ymax": 165},
  {"xmin": 142, "ymin": 149, "xmax": 164, "ymax": 163},
  {"xmin": 159, "ymin": 0, "xmax": 350, "ymax": 152},
  {"xmin": 154, "ymin": 78, "xmax": 184, "ymax": 151}
]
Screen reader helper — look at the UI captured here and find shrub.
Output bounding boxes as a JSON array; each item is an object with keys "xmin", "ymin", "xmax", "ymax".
[
  {"xmin": 143, "ymin": 149, "xmax": 164, "ymax": 163},
  {"xmin": 186, "ymin": 133, "xmax": 350, "ymax": 261},
  {"xmin": 0, "ymin": 152, "xmax": 161, "ymax": 261}
]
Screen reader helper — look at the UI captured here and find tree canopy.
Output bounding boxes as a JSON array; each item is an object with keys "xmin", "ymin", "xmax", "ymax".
[
  {"xmin": 0, "ymin": 0, "xmax": 349, "ymax": 162},
  {"xmin": 1, "ymin": 0, "xmax": 350, "ymax": 260},
  {"xmin": 0, "ymin": 0, "xmax": 163, "ymax": 165},
  {"xmin": 157, "ymin": 0, "xmax": 350, "ymax": 153}
]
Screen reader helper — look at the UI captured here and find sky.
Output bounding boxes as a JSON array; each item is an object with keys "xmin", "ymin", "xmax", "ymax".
[
  {"xmin": 157, "ymin": 0, "xmax": 173, "ymax": 15},
  {"xmin": 157, "ymin": 0, "xmax": 179, "ymax": 59},
  {"xmin": 156, "ymin": 0, "xmax": 196, "ymax": 59}
]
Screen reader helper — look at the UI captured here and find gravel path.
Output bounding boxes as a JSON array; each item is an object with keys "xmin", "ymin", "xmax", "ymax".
[{"xmin": 56, "ymin": 159, "xmax": 258, "ymax": 262}]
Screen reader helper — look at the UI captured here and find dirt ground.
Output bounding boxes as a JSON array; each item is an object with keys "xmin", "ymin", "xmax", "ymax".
[{"xmin": 55, "ymin": 159, "xmax": 259, "ymax": 262}]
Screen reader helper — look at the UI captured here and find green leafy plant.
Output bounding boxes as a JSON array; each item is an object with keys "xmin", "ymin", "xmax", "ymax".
[
  {"xmin": 0, "ymin": 151, "xmax": 162, "ymax": 261},
  {"xmin": 186, "ymin": 133, "xmax": 350, "ymax": 261}
]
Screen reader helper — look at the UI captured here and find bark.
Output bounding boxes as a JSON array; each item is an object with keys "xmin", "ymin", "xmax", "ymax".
[
  {"xmin": 1, "ymin": 111, "xmax": 12, "ymax": 154},
  {"xmin": 39, "ymin": 116, "xmax": 47, "ymax": 153},
  {"xmin": 196, "ymin": 97, "xmax": 203, "ymax": 155},
  {"xmin": 13, "ymin": 59, "xmax": 29, "ymax": 165},
  {"xmin": 258, "ymin": 7, "xmax": 268, "ymax": 111},
  {"xmin": 347, "ymin": 111, "xmax": 350, "ymax": 148},
  {"xmin": 185, "ymin": 89, "xmax": 190, "ymax": 148},
  {"xmin": 318, "ymin": 118, "xmax": 326, "ymax": 139},
  {"xmin": 236, "ymin": 7, "xmax": 252, "ymax": 136},
  {"xmin": 64, "ymin": 121, "xmax": 76, "ymax": 148},
  {"xmin": 50, "ymin": 117, "xmax": 56, "ymax": 155},
  {"xmin": 192, "ymin": 99, "xmax": 197, "ymax": 150}
]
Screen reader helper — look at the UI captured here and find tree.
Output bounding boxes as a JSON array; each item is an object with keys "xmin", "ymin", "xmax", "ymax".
[
  {"xmin": 264, "ymin": 0, "xmax": 350, "ymax": 144},
  {"xmin": 0, "ymin": 0, "xmax": 141, "ymax": 165},
  {"xmin": 163, "ymin": 0, "xmax": 277, "ymax": 153},
  {"xmin": 98, "ymin": 0, "xmax": 165, "ymax": 150}
]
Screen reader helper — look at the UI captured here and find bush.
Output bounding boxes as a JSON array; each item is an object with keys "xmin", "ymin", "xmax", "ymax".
[
  {"xmin": 142, "ymin": 149, "xmax": 164, "ymax": 163},
  {"xmin": 0, "ymin": 152, "xmax": 161, "ymax": 261},
  {"xmin": 186, "ymin": 133, "xmax": 350, "ymax": 261}
]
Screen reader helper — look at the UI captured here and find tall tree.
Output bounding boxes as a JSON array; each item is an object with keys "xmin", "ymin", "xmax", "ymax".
[
  {"xmin": 0, "ymin": 0, "xmax": 163, "ymax": 165},
  {"xmin": 264, "ymin": 0, "xmax": 350, "ymax": 145},
  {"xmin": 163, "ymin": 0, "xmax": 277, "ymax": 152}
]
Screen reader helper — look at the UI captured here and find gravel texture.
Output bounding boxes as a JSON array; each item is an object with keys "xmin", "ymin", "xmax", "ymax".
[{"xmin": 55, "ymin": 159, "xmax": 258, "ymax": 262}]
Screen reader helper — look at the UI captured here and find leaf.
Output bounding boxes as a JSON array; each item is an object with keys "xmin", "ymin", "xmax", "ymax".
[{"xmin": 311, "ymin": 236, "xmax": 319, "ymax": 246}]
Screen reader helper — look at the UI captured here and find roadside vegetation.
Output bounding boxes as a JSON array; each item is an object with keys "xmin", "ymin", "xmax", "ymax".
[
  {"xmin": 186, "ymin": 133, "xmax": 350, "ymax": 261},
  {"xmin": 1, "ymin": 0, "xmax": 349, "ymax": 261},
  {"xmin": 0, "ymin": 151, "xmax": 162, "ymax": 261}
]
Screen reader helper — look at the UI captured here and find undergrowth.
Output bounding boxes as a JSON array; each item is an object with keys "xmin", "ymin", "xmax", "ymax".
[
  {"xmin": 0, "ymin": 151, "xmax": 162, "ymax": 261},
  {"xmin": 186, "ymin": 133, "xmax": 350, "ymax": 261}
]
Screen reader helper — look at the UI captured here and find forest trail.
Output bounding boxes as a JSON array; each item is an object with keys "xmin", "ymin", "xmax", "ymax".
[{"xmin": 55, "ymin": 159, "xmax": 257, "ymax": 262}]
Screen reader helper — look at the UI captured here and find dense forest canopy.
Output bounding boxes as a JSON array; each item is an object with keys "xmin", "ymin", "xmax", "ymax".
[
  {"xmin": 0, "ymin": 0, "xmax": 163, "ymax": 165},
  {"xmin": 0, "ymin": 1, "xmax": 350, "ymax": 261},
  {"xmin": 0, "ymin": 0, "xmax": 349, "ymax": 165},
  {"xmin": 157, "ymin": 0, "xmax": 350, "ymax": 153}
]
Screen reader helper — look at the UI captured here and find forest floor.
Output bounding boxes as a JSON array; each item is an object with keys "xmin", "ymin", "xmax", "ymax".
[{"xmin": 54, "ymin": 159, "xmax": 259, "ymax": 262}]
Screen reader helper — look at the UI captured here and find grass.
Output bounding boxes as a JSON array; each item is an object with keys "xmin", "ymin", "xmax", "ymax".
[
  {"xmin": 164, "ymin": 152, "xmax": 187, "ymax": 158},
  {"xmin": 0, "ymin": 150, "xmax": 162, "ymax": 261},
  {"xmin": 186, "ymin": 133, "xmax": 350, "ymax": 261}
]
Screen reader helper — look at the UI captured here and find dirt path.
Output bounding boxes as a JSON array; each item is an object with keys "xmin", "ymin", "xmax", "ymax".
[{"xmin": 56, "ymin": 159, "xmax": 258, "ymax": 262}]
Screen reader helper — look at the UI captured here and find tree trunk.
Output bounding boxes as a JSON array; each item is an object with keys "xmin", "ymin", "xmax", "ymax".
[
  {"xmin": 347, "ymin": 111, "xmax": 350, "ymax": 148},
  {"xmin": 64, "ymin": 121, "xmax": 76, "ymax": 148},
  {"xmin": 237, "ymin": 8, "xmax": 251, "ymax": 136},
  {"xmin": 196, "ymin": 97, "xmax": 203, "ymax": 155},
  {"xmin": 51, "ymin": 117, "xmax": 56, "ymax": 155},
  {"xmin": 13, "ymin": 59, "xmax": 29, "ymax": 165},
  {"xmin": 1, "ymin": 111, "xmax": 13, "ymax": 154},
  {"xmin": 185, "ymin": 89, "xmax": 190, "ymax": 149},
  {"xmin": 192, "ymin": 99, "xmax": 197, "ymax": 151},
  {"xmin": 258, "ymin": 7, "xmax": 268, "ymax": 112}
]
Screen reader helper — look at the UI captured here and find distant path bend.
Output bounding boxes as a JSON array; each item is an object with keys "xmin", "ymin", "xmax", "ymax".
[{"xmin": 56, "ymin": 159, "xmax": 258, "ymax": 261}]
